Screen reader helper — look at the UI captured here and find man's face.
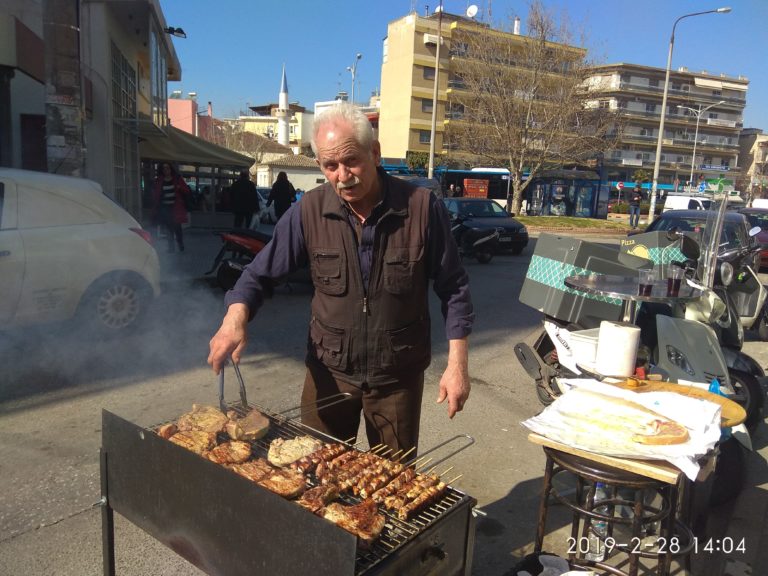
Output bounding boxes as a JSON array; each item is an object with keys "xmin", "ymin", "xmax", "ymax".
[{"xmin": 315, "ymin": 119, "xmax": 381, "ymax": 205}]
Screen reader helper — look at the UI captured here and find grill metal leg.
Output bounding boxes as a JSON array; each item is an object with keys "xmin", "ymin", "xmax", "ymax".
[{"xmin": 100, "ymin": 449, "xmax": 116, "ymax": 576}]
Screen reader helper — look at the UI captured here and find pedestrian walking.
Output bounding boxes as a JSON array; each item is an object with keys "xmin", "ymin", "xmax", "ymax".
[
  {"xmin": 152, "ymin": 162, "xmax": 191, "ymax": 252},
  {"xmin": 629, "ymin": 185, "xmax": 643, "ymax": 229},
  {"xmin": 230, "ymin": 170, "xmax": 260, "ymax": 228},
  {"xmin": 267, "ymin": 171, "xmax": 296, "ymax": 221}
]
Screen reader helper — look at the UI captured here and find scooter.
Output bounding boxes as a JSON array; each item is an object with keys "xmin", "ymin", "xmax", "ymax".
[
  {"xmin": 450, "ymin": 214, "xmax": 499, "ymax": 264},
  {"xmin": 205, "ymin": 228, "xmax": 272, "ymax": 291}
]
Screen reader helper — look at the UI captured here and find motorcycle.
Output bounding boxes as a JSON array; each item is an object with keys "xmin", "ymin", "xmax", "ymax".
[
  {"xmin": 450, "ymin": 214, "xmax": 500, "ymax": 264},
  {"xmin": 205, "ymin": 228, "xmax": 272, "ymax": 291}
]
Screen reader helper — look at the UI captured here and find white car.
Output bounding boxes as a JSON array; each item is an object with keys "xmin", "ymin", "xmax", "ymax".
[{"xmin": 0, "ymin": 168, "xmax": 160, "ymax": 334}]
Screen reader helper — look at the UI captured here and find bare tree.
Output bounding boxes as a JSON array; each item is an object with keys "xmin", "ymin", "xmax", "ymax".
[{"xmin": 445, "ymin": 0, "xmax": 620, "ymax": 213}]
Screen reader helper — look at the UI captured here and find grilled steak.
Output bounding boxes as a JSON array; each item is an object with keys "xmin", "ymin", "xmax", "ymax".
[
  {"xmin": 229, "ymin": 459, "xmax": 274, "ymax": 483},
  {"xmin": 323, "ymin": 499, "xmax": 386, "ymax": 548},
  {"xmin": 257, "ymin": 468, "xmax": 307, "ymax": 499},
  {"xmin": 205, "ymin": 440, "xmax": 252, "ymax": 464},
  {"xmin": 226, "ymin": 409, "xmax": 270, "ymax": 441},
  {"xmin": 296, "ymin": 484, "xmax": 340, "ymax": 514},
  {"xmin": 268, "ymin": 435, "xmax": 324, "ymax": 467},
  {"xmin": 168, "ymin": 430, "xmax": 217, "ymax": 455},
  {"xmin": 176, "ymin": 404, "xmax": 229, "ymax": 434}
]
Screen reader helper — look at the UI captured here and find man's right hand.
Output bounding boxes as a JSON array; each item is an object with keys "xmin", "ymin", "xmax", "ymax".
[{"xmin": 208, "ymin": 303, "xmax": 250, "ymax": 373}]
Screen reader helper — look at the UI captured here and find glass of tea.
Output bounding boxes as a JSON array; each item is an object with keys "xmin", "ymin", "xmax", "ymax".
[
  {"xmin": 667, "ymin": 265, "xmax": 685, "ymax": 297},
  {"xmin": 638, "ymin": 269, "xmax": 654, "ymax": 296}
]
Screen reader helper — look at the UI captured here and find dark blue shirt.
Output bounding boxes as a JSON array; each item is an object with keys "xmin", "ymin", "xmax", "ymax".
[{"xmin": 225, "ymin": 176, "xmax": 474, "ymax": 340}]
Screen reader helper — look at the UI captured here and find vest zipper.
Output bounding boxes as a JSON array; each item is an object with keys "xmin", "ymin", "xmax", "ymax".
[{"xmin": 363, "ymin": 296, "xmax": 368, "ymax": 315}]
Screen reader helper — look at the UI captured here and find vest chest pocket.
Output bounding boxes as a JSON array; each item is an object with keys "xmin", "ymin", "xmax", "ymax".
[
  {"xmin": 383, "ymin": 245, "xmax": 423, "ymax": 294},
  {"xmin": 309, "ymin": 317, "xmax": 348, "ymax": 370},
  {"xmin": 311, "ymin": 249, "xmax": 347, "ymax": 295}
]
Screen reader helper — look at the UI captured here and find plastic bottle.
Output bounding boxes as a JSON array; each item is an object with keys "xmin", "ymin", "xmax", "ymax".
[{"xmin": 585, "ymin": 482, "xmax": 607, "ymax": 562}]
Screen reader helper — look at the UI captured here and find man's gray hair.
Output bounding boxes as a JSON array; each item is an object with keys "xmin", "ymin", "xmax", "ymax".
[{"xmin": 311, "ymin": 101, "xmax": 373, "ymax": 155}]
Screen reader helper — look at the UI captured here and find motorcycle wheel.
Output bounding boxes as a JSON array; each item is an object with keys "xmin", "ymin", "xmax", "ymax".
[
  {"xmin": 475, "ymin": 249, "xmax": 493, "ymax": 264},
  {"xmin": 709, "ymin": 436, "xmax": 745, "ymax": 507},
  {"xmin": 728, "ymin": 368, "xmax": 764, "ymax": 433},
  {"xmin": 758, "ymin": 313, "xmax": 768, "ymax": 341}
]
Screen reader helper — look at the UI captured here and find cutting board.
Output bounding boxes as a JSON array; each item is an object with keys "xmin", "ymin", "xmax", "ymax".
[{"xmin": 608, "ymin": 378, "xmax": 746, "ymax": 428}]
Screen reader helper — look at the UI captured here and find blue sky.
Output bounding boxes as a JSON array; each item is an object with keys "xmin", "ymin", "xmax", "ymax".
[{"xmin": 162, "ymin": 0, "xmax": 768, "ymax": 128}]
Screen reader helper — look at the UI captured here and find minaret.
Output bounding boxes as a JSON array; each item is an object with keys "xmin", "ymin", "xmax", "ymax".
[{"xmin": 276, "ymin": 65, "xmax": 290, "ymax": 147}]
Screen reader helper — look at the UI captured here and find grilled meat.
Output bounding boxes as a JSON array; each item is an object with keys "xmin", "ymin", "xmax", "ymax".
[
  {"xmin": 155, "ymin": 423, "xmax": 178, "ymax": 439},
  {"xmin": 291, "ymin": 443, "xmax": 348, "ymax": 474},
  {"xmin": 176, "ymin": 404, "xmax": 229, "ymax": 434},
  {"xmin": 229, "ymin": 459, "xmax": 275, "ymax": 483},
  {"xmin": 257, "ymin": 467, "xmax": 307, "ymax": 499},
  {"xmin": 323, "ymin": 499, "xmax": 386, "ymax": 548},
  {"xmin": 296, "ymin": 484, "xmax": 341, "ymax": 514},
  {"xmin": 370, "ymin": 468, "xmax": 416, "ymax": 503},
  {"xmin": 383, "ymin": 473, "xmax": 439, "ymax": 510},
  {"xmin": 204, "ymin": 440, "xmax": 252, "ymax": 465},
  {"xmin": 397, "ymin": 482, "xmax": 447, "ymax": 520},
  {"xmin": 268, "ymin": 435, "xmax": 324, "ymax": 467},
  {"xmin": 168, "ymin": 430, "xmax": 217, "ymax": 455},
  {"xmin": 226, "ymin": 409, "xmax": 270, "ymax": 441}
]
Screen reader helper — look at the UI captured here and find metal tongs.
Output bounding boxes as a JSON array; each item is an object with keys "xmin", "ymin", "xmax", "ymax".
[{"xmin": 218, "ymin": 356, "xmax": 248, "ymax": 413}]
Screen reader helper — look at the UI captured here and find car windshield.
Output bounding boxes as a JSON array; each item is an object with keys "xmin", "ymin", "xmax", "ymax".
[
  {"xmin": 744, "ymin": 212, "xmax": 768, "ymax": 231},
  {"xmin": 650, "ymin": 215, "xmax": 748, "ymax": 251},
  {"xmin": 444, "ymin": 199, "xmax": 507, "ymax": 218}
]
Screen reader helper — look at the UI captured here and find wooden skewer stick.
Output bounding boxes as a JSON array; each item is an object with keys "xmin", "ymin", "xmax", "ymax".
[
  {"xmin": 439, "ymin": 466, "xmax": 455, "ymax": 477},
  {"xmin": 343, "ymin": 436, "xmax": 357, "ymax": 444},
  {"xmin": 397, "ymin": 447, "xmax": 416, "ymax": 462},
  {"xmin": 447, "ymin": 474, "xmax": 463, "ymax": 485},
  {"xmin": 414, "ymin": 457, "xmax": 433, "ymax": 471},
  {"xmin": 389, "ymin": 449, "xmax": 404, "ymax": 460}
]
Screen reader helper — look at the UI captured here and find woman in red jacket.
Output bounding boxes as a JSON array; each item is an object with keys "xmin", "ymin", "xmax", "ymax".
[{"xmin": 152, "ymin": 162, "xmax": 191, "ymax": 252}]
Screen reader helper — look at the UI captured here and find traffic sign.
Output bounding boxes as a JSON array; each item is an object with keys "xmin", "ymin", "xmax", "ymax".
[{"xmin": 617, "ymin": 182, "xmax": 624, "ymax": 190}]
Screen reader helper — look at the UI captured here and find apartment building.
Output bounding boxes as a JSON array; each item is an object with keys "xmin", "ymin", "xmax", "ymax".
[
  {"xmin": 739, "ymin": 128, "xmax": 768, "ymax": 200},
  {"xmin": 379, "ymin": 10, "xmax": 587, "ymax": 165},
  {"xmin": 585, "ymin": 63, "xmax": 748, "ymax": 193}
]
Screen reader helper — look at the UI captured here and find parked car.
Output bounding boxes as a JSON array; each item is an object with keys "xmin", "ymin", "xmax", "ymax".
[
  {"xmin": 256, "ymin": 187, "xmax": 276, "ymax": 224},
  {"xmin": 738, "ymin": 207, "xmax": 768, "ymax": 269},
  {"xmin": 661, "ymin": 194, "xmax": 713, "ymax": 213},
  {"xmin": 0, "ymin": 168, "xmax": 160, "ymax": 335},
  {"xmin": 640, "ymin": 209, "xmax": 758, "ymax": 261},
  {"xmin": 442, "ymin": 197, "xmax": 529, "ymax": 254}
]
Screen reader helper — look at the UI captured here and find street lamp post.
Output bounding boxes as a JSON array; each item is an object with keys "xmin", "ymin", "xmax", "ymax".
[
  {"xmin": 427, "ymin": 1, "xmax": 444, "ymax": 180},
  {"xmin": 648, "ymin": 6, "xmax": 731, "ymax": 223},
  {"xmin": 680, "ymin": 99, "xmax": 726, "ymax": 193},
  {"xmin": 346, "ymin": 53, "xmax": 362, "ymax": 104}
]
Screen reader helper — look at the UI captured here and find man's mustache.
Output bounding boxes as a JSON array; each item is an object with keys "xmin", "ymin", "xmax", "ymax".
[{"xmin": 337, "ymin": 176, "xmax": 361, "ymax": 191}]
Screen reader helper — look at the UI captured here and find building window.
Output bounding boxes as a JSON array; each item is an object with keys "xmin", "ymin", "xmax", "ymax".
[
  {"xmin": 620, "ymin": 73, "xmax": 631, "ymax": 83},
  {"xmin": 421, "ymin": 98, "xmax": 433, "ymax": 114},
  {"xmin": 419, "ymin": 130, "xmax": 431, "ymax": 144},
  {"xmin": 677, "ymin": 156, "xmax": 684, "ymax": 163},
  {"xmin": 598, "ymin": 100, "xmax": 610, "ymax": 109},
  {"xmin": 671, "ymin": 82, "xmax": 681, "ymax": 91},
  {"xmin": 649, "ymin": 78, "xmax": 659, "ymax": 87},
  {"xmin": 645, "ymin": 103, "xmax": 656, "ymax": 112},
  {"xmin": 640, "ymin": 127, "xmax": 650, "ymax": 136},
  {"xmin": 669, "ymin": 105, "xmax": 679, "ymax": 115},
  {"xmin": 423, "ymin": 66, "xmax": 435, "ymax": 80},
  {"xmin": 611, "ymin": 150, "xmax": 622, "ymax": 159},
  {"xmin": 712, "ymin": 89, "xmax": 722, "ymax": 96},
  {"xmin": 111, "ymin": 42, "xmax": 138, "ymax": 214},
  {"xmin": 708, "ymin": 112, "xmax": 718, "ymax": 119}
]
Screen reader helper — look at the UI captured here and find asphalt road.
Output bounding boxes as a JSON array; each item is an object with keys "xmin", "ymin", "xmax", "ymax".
[{"xmin": 0, "ymin": 230, "xmax": 765, "ymax": 575}]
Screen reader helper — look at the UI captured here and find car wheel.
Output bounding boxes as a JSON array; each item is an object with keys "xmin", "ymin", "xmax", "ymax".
[
  {"xmin": 475, "ymin": 249, "xmax": 493, "ymax": 264},
  {"xmin": 76, "ymin": 273, "xmax": 153, "ymax": 336}
]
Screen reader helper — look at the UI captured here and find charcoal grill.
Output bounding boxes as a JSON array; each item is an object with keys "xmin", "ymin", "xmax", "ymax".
[{"xmin": 100, "ymin": 399, "xmax": 477, "ymax": 576}]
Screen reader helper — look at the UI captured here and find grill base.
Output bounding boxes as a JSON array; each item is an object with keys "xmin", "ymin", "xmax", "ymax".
[{"xmin": 101, "ymin": 409, "xmax": 476, "ymax": 576}]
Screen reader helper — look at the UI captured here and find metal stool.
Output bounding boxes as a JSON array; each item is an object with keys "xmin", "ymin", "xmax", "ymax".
[{"xmin": 534, "ymin": 447, "xmax": 694, "ymax": 576}]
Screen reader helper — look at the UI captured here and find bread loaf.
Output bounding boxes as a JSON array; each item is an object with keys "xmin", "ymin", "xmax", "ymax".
[{"xmin": 555, "ymin": 388, "xmax": 689, "ymax": 446}]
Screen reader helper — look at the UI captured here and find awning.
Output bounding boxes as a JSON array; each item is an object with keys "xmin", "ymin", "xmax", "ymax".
[{"xmin": 139, "ymin": 125, "xmax": 253, "ymax": 168}]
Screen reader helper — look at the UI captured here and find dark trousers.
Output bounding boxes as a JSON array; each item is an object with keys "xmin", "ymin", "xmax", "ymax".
[
  {"xmin": 233, "ymin": 211, "xmax": 254, "ymax": 229},
  {"xmin": 159, "ymin": 207, "xmax": 184, "ymax": 251},
  {"xmin": 300, "ymin": 361, "xmax": 424, "ymax": 455}
]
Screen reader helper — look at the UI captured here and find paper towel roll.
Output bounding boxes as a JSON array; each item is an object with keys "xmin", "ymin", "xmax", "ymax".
[{"xmin": 595, "ymin": 320, "xmax": 641, "ymax": 377}]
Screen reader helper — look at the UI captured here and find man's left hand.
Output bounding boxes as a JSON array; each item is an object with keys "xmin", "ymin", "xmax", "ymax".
[{"xmin": 436, "ymin": 338, "xmax": 470, "ymax": 418}]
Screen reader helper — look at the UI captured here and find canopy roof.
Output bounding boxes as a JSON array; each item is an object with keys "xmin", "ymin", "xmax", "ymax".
[{"xmin": 139, "ymin": 125, "xmax": 253, "ymax": 168}]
